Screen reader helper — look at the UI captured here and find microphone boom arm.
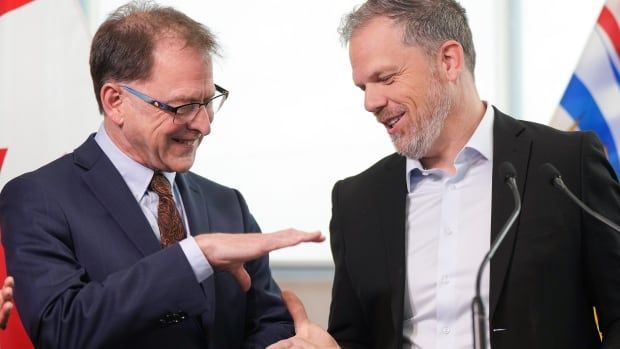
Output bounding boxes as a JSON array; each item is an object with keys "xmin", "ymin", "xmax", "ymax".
[
  {"xmin": 552, "ymin": 177, "xmax": 620, "ymax": 232},
  {"xmin": 472, "ymin": 176, "xmax": 522, "ymax": 349}
]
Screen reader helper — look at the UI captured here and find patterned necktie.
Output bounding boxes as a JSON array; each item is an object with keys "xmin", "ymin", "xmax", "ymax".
[{"xmin": 150, "ymin": 172, "xmax": 186, "ymax": 247}]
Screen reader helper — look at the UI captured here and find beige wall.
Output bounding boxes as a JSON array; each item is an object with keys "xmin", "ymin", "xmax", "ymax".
[
  {"xmin": 276, "ymin": 279, "xmax": 333, "ymax": 329},
  {"xmin": 272, "ymin": 266, "xmax": 334, "ymax": 329}
]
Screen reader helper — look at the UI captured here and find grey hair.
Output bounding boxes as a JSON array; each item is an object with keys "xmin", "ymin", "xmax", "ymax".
[{"xmin": 338, "ymin": 0, "xmax": 476, "ymax": 74}]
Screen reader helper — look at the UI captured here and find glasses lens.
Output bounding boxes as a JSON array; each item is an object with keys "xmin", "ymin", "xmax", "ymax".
[
  {"xmin": 173, "ymin": 104, "xmax": 200, "ymax": 124},
  {"xmin": 172, "ymin": 94, "xmax": 226, "ymax": 125},
  {"xmin": 210, "ymin": 94, "xmax": 226, "ymax": 114}
]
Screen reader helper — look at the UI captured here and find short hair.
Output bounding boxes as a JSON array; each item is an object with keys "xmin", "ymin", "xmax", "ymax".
[
  {"xmin": 338, "ymin": 0, "xmax": 476, "ymax": 74},
  {"xmin": 89, "ymin": 1, "xmax": 219, "ymax": 113}
]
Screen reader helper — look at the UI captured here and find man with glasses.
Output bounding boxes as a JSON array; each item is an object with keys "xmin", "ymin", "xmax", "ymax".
[{"xmin": 0, "ymin": 2, "xmax": 322, "ymax": 348}]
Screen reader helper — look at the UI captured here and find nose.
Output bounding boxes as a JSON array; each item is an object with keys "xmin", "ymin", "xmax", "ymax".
[
  {"xmin": 186, "ymin": 105, "xmax": 211, "ymax": 135},
  {"xmin": 364, "ymin": 84, "xmax": 387, "ymax": 113}
]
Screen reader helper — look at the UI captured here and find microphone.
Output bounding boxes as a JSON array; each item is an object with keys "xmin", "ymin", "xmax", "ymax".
[
  {"xmin": 472, "ymin": 162, "xmax": 522, "ymax": 349},
  {"xmin": 540, "ymin": 163, "xmax": 620, "ymax": 233}
]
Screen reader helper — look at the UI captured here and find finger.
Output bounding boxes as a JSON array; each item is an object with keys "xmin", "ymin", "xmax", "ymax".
[
  {"xmin": 282, "ymin": 290, "xmax": 309, "ymax": 329},
  {"xmin": 1, "ymin": 283, "xmax": 13, "ymax": 301},
  {"xmin": 269, "ymin": 337, "xmax": 316, "ymax": 349},
  {"xmin": 3, "ymin": 276, "xmax": 14, "ymax": 288},
  {"xmin": 266, "ymin": 339, "xmax": 293, "ymax": 349},
  {"xmin": 228, "ymin": 230, "xmax": 324, "ymax": 261},
  {"xmin": 198, "ymin": 231, "xmax": 324, "ymax": 266},
  {"xmin": 0, "ymin": 301, "xmax": 12, "ymax": 329},
  {"xmin": 267, "ymin": 229, "xmax": 325, "ymax": 251},
  {"xmin": 230, "ymin": 265, "xmax": 251, "ymax": 292}
]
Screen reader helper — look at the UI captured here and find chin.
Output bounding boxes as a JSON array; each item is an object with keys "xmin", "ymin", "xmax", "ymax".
[
  {"xmin": 162, "ymin": 160, "xmax": 195, "ymax": 173},
  {"xmin": 174, "ymin": 163, "xmax": 194, "ymax": 173},
  {"xmin": 392, "ymin": 136, "xmax": 429, "ymax": 160}
]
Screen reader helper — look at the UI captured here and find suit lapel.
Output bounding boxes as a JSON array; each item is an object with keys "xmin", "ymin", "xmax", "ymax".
[
  {"xmin": 176, "ymin": 173, "xmax": 210, "ymax": 236},
  {"xmin": 377, "ymin": 154, "xmax": 408, "ymax": 340},
  {"xmin": 75, "ymin": 135, "xmax": 161, "ymax": 256},
  {"xmin": 489, "ymin": 110, "xmax": 532, "ymax": 319},
  {"xmin": 176, "ymin": 172, "xmax": 215, "ymax": 332}
]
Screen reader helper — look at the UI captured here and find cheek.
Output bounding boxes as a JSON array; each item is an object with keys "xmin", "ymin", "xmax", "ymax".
[
  {"xmin": 128, "ymin": 119, "xmax": 173, "ymax": 156},
  {"xmin": 390, "ymin": 82, "xmax": 420, "ymax": 109}
]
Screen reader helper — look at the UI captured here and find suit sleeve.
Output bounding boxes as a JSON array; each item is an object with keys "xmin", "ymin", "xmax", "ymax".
[
  {"xmin": 0, "ymin": 176, "xmax": 210, "ymax": 348},
  {"xmin": 328, "ymin": 180, "xmax": 371, "ymax": 348},
  {"xmin": 580, "ymin": 132, "xmax": 620, "ymax": 348},
  {"xmin": 233, "ymin": 189, "xmax": 295, "ymax": 348}
]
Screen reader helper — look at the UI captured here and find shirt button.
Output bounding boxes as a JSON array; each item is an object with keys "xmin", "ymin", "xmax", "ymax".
[
  {"xmin": 444, "ymin": 227, "xmax": 453, "ymax": 236},
  {"xmin": 442, "ymin": 327, "xmax": 451, "ymax": 335},
  {"xmin": 440, "ymin": 275, "xmax": 450, "ymax": 285}
]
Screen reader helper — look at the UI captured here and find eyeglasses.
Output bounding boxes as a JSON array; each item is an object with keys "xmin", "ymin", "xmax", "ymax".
[{"xmin": 121, "ymin": 84, "xmax": 229, "ymax": 124}]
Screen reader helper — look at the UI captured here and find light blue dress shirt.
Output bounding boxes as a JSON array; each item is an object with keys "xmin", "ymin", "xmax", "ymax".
[{"xmin": 402, "ymin": 103, "xmax": 494, "ymax": 349}]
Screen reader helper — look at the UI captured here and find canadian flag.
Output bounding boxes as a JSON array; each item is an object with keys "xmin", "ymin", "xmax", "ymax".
[{"xmin": 0, "ymin": 0, "xmax": 98, "ymax": 347}]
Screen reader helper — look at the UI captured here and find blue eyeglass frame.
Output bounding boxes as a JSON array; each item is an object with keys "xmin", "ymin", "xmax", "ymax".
[{"xmin": 121, "ymin": 84, "xmax": 229, "ymax": 116}]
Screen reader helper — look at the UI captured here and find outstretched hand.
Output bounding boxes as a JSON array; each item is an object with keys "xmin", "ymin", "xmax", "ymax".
[
  {"xmin": 267, "ymin": 290, "xmax": 339, "ymax": 349},
  {"xmin": 0, "ymin": 276, "xmax": 14, "ymax": 329},
  {"xmin": 195, "ymin": 229, "xmax": 324, "ymax": 291}
]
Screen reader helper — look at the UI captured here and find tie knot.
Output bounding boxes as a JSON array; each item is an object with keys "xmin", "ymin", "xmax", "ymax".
[{"xmin": 150, "ymin": 172, "xmax": 172, "ymax": 197}]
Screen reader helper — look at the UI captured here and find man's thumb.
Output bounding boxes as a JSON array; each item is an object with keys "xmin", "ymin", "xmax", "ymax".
[
  {"xmin": 282, "ymin": 290, "xmax": 309, "ymax": 328},
  {"xmin": 230, "ymin": 265, "xmax": 251, "ymax": 292}
]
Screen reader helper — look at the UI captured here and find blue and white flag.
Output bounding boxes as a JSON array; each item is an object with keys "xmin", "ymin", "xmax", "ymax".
[{"xmin": 551, "ymin": 0, "xmax": 620, "ymax": 174}]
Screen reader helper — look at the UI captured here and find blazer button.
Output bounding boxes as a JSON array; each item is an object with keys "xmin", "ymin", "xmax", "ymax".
[{"xmin": 159, "ymin": 312, "xmax": 187, "ymax": 325}]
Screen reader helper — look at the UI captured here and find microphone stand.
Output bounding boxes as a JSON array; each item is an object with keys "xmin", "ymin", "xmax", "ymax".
[
  {"xmin": 548, "ymin": 170, "xmax": 620, "ymax": 233},
  {"xmin": 472, "ymin": 170, "xmax": 521, "ymax": 349}
]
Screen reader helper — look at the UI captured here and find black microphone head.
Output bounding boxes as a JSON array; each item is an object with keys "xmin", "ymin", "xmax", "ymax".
[
  {"xmin": 499, "ymin": 161, "xmax": 517, "ymax": 182},
  {"xmin": 540, "ymin": 162, "xmax": 562, "ymax": 187}
]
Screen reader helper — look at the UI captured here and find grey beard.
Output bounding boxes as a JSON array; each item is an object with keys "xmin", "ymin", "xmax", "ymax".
[{"xmin": 391, "ymin": 84, "xmax": 452, "ymax": 159}]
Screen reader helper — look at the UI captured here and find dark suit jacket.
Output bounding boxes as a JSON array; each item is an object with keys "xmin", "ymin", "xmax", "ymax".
[
  {"xmin": 327, "ymin": 109, "xmax": 620, "ymax": 348},
  {"xmin": 0, "ymin": 135, "xmax": 293, "ymax": 348}
]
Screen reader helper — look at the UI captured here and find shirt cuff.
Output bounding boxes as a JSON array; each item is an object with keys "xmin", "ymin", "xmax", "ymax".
[{"xmin": 179, "ymin": 237, "xmax": 213, "ymax": 283}]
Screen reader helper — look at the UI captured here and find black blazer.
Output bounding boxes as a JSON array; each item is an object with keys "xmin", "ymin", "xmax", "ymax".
[{"xmin": 327, "ymin": 109, "xmax": 620, "ymax": 349}]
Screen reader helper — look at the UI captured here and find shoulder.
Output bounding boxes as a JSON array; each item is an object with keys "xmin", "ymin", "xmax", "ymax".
[
  {"xmin": 1, "ymin": 153, "xmax": 75, "ymax": 195},
  {"xmin": 332, "ymin": 152, "xmax": 405, "ymax": 204},
  {"xmin": 337, "ymin": 153, "xmax": 404, "ymax": 186},
  {"xmin": 494, "ymin": 108, "xmax": 585, "ymax": 144},
  {"xmin": 493, "ymin": 108, "xmax": 593, "ymax": 159}
]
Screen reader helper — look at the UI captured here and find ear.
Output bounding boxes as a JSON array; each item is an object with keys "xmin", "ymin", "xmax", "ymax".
[
  {"xmin": 437, "ymin": 40, "xmax": 464, "ymax": 82},
  {"xmin": 100, "ymin": 83, "xmax": 125, "ymax": 126}
]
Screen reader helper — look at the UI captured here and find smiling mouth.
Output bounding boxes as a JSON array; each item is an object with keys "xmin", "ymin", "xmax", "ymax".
[
  {"xmin": 172, "ymin": 137, "xmax": 198, "ymax": 146},
  {"xmin": 382, "ymin": 114, "xmax": 404, "ymax": 130}
]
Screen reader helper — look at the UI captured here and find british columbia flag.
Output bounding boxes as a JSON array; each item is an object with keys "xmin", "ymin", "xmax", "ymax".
[{"xmin": 552, "ymin": 0, "xmax": 620, "ymax": 175}]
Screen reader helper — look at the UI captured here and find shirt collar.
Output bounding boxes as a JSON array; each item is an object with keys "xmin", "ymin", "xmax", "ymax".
[
  {"xmin": 405, "ymin": 102, "xmax": 495, "ymax": 192},
  {"xmin": 464, "ymin": 101, "xmax": 494, "ymax": 163},
  {"xmin": 94, "ymin": 123, "xmax": 176, "ymax": 201}
]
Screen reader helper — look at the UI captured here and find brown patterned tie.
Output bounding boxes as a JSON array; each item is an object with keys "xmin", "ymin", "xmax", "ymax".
[{"xmin": 150, "ymin": 172, "xmax": 186, "ymax": 247}]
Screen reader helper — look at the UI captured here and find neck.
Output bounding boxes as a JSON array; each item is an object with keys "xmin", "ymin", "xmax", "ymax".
[
  {"xmin": 420, "ymin": 92, "xmax": 486, "ymax": 174},
  {"xmin": 103, "ymin": 118, "xmax": 149, "ymax": 169}
]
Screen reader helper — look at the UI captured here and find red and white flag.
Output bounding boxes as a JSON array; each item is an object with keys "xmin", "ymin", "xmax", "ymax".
[{"xmin": 0, "ymin": 0, "xmax": 98, "ymax": 347}]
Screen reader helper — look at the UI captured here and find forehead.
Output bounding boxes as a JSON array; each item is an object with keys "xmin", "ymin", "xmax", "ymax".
[
  {"xmin": 150, "ymin": 38, "xmax": 213, "ymax": 82},
  {"xmin": 348, "ymin": 16, "xmax": 427, "ymax": 85}
]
